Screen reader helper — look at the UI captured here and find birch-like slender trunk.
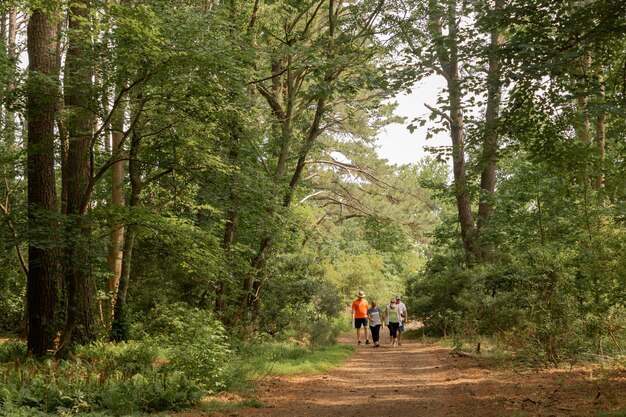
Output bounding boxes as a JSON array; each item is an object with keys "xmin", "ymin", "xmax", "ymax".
[{"xmin": 106, "ymin": 86, "xmax": 126, "ymax": 325}]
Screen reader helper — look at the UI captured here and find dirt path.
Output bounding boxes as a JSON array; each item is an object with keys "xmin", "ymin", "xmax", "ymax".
[{"xmin": 205, "ymin": 334, "xmax": 626, "ymax": 417}]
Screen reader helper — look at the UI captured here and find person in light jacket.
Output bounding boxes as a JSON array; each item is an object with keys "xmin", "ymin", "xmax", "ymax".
[
  {"xmin": 384, "ymin": 298, "xmax": 401, "ymax": 347},
  {"xmin": 395, "ymin": 295, "xmax": 408, "ymax": 346}
]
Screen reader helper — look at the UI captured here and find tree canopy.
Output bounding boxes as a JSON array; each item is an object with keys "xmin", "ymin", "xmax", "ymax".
[{"xmin": 0, "ymin": 0, "xmax": 625, "ymax": 413}]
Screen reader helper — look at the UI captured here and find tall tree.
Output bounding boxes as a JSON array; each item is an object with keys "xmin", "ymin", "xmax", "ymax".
[
  {"xmin": 477, "ymin": 0, "xmax": 504, "ymax": 244},
  {"xmin": 26, "ymin": 4, "xmax": 62, "ymax": 356},
  {"xmin": 106, "ymin": 85, "xmax": 126, "ymax": 325},
  {"xmin": 426, "ymin": 0, "xmax": 479, "ymax": 262},
  {"xmin": 229, "ymin": 0, "xmax": 389, "ymax": 324},
  {"xmin": 58, "ymin": 1, "xmax": 97, "ymax": 354}
]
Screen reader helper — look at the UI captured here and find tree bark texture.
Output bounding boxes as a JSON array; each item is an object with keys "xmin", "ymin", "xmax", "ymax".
[
  {"xmin": 477, "ymin": 0, "xmax": 504, "ymax": 254},
  {"xmin": 26, "ymin": 7, "xmax": 62, "ymax": 356},
  {"xmin": 111, "ymin": 123, "xmax": 142, "ymax": 341},
  {"xmin": 0, "ymin": 13, "xmax": 4, "ymax": 125},
  {"xmin": 58, "ymin": 1, "xmax": 97, "ymax": 354}
]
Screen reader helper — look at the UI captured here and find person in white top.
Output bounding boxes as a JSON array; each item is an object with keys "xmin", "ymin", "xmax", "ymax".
[
  {"xmin": 367, "ymin": 301, "xmax": 383, "ymax": 347},
  {"xmin": 395, "ymin": 295, "xmax": 407, "ymax": 346}
]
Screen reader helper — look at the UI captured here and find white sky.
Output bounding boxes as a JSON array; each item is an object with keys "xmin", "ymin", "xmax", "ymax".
[{"xmin": 375, "ymin": 76, "xmax": 450, "ymax": 165}]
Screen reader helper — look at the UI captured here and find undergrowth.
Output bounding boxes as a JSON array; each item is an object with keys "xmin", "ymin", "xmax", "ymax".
[{"xmin": 0, "ymin": 306, "xmax": 354, "ymax": 416}]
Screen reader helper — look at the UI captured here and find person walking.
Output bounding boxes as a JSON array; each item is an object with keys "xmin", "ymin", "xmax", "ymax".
[
  {"xmin": 367, "ymin": 301, "xmax": 382, "ymax": 347},
  {"xmin": 384, "ymin": 298, "xmax": 401, "ymax": 347},
  {"xmin": 351, "ymin": 290, "xmax": 370, "ymax": 345},
  {"xmin": 395, "ymin": 295, "xmax": 408, "ymax": 346}
]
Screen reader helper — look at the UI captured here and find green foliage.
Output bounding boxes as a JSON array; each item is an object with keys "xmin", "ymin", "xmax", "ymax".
[
  {"xmin": 0, "ymin": 340, "xmax": 203, "ymax": 416},
  {"xmin": 131, "ymin": 304, "xmax": 232, "ymax": 393},
  {"xmin": 409, "ymin": 236, "xmax": 626, "ymax": 365},
  {"xmin": 255, "ymin": 249, "xmax": 343, "ymax": 345},
  {"xmin": 121, "ymin": 210, "xmax": 223, "ymax": 311},
  {"xmin": 0, "ymin": 303, "xmax": 235, "ymax": 415},
  {"xmin": 396, "ymin": 0, "xmax": 626, "ymax": 366},
  {"xmin": 0, "ymin": 339, "xmax": 27, "ymax": 363}
]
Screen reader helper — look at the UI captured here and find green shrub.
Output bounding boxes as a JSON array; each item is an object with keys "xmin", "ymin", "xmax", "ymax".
[
  {"xmin": 0, "ymin": 339, "xmax": 27, "ymax": 363},
  {"xmin": 76, "ymin": 341, "xmax": 160, "ymax": 377},
  {"xmin": 0, "ymin": 335, "xmax": 214, "ymax": 415},
  {"xmin": 136, "ymin": 303, "xmax": 232, "ymax": 392},
  {"xmin": 99, "ymin": 370, "xmax": 202, "ymax": 414},
  {"xmin": 406, "ymin": 243, "xmax": 626, "ymax": 365}
]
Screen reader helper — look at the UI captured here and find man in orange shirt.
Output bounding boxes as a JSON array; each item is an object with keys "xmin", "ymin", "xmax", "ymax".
[{"xmin": 351, "ymin": 290, "xmax": 370, "ymax": 345}]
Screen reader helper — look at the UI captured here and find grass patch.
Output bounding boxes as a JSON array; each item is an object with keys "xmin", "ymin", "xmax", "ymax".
[
  {"xmin": 402, "ymin": 329, "xmax": 426, "ymax": 340},
  {"xmin": 232, "ymin": 341, "xmax": 354, "ymax": 381},
  {"xmin": 597, "ymin": 410, "xmax": 626, "ymax": 417},
  {"xmin": 270, "ymin": 344, "xmax": 354, "ymax": 375},
  {"xmin": 191, "ymin": 395, "xmax": 264, "ymax": 414}
]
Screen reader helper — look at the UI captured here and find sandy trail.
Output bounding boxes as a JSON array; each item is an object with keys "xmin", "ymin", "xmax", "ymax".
[{"xmin": 203, "ymin": 333, "xmax": 626, "ymax": 417}]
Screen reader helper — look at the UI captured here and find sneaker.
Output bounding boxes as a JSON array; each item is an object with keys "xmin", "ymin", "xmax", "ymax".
[
  {"xmin": 398, "ymin": 342, "xmax": 402, "ymax": 346},
  {"xmin": 365, "ymin": 340, "xmax": 370, "ymax": 345}
]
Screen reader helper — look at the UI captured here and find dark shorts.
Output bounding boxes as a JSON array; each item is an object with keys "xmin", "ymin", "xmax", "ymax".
[
  {"xmin": 398, "ymin": 322, "xmax": 405, "ymax": 333},
  {"xmin": 354, "ymin": 318, "xmax": 368, "ymax": 328}
]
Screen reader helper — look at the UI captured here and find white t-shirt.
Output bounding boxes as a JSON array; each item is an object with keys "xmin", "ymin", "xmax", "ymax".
[{"xmin": 396, "ymin": 301, "xmax": 407, "ymax": 321}]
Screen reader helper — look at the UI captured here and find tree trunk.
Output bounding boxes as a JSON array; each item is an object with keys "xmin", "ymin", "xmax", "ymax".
[
  {"xmin": 228, "ymin": 237, "xmax": 271, "ymax": 326},
  {"xmin": 111, "ymin": 120, "xmax": 142, "ymax": 342},
  {"xmin": 2, "ymin": 7, "xmax": 18, "ymax": 171},
  {"xmin": 0, "ymin": 13, "xmax": 4, "ymax": 128},
  {"xmin": 106, "ymin": 88, "xmax": 126, "ymax": 325},
  {"xmin": 58, "ymin": 1, "xmax": 97, "ymax": 355},
  {"xmin": 7, "ymin": 7, "xmax": 17, "ymax": 88},
  {"xmin": 477, "ymin": 0, "xmax": 504, "ymax": 258},
  {"xmin": 216, "ymin": 130, "xmax": 240, "ymax": 316},
  {"xmin": 231, "ymin": 55, "xmax": 294, "ymax": 325},
  {"xmin": 595, "ymin": 76, "xmax": 605, "ymax": 190},
  {"xmin": 446, "ymin": 2, "xmax": 478, "ymax": 262},
  {"xmin": 449, "ymin": 76, "xmax": 478, "ymax": 262},
  {"xmin": 111, "ymin": 223, "xmax": 136, "ymax": 342},
  {"xmin": 26, "ymin": 6, "xmax": 62, "ymax": 356},
  {"xmin": 233, "ymin": 96, "xmax": 326, "ymax": 324},
  {"xmin": 428, "ymin": 0, "xmax": 479, "ymax": 262},
  {"xmin": 575, "ymin": 51, "xmax": 591, "ymax": 143}
]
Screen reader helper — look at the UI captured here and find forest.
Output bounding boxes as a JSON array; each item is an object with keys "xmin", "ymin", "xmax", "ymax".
[{"xmin": 0, "ymin": 0, "xmax": 625, "ymax": 416}]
